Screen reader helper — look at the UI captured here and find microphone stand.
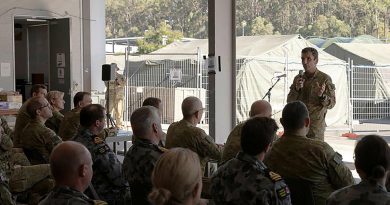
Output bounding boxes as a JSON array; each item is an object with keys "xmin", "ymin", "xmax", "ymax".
[{"xmin": 262, "ymin": 77, "xmax": 283, "ymax": 102}]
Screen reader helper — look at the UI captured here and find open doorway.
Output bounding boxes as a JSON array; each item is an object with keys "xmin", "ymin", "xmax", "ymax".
[{"xmin": 14, "ymin": 16, "xmax": 71, "ymax": 110}]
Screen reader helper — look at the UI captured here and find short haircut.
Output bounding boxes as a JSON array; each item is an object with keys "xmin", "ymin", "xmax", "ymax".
[
  {"xmin": 50, "ymin": 141, "xmax": 91, "ymax": 182},
  {"xmin": 241, "ymin": 117, "xmax": 278, "ymax": 156},
  {"xmin": 281, "ymin": 101, "xmax": 308, "ymax": 130},
  {"xmin": 355, "ymin": 135, "xmax": 390, "ymax": 179},
  {"xmin": 181, "ymin": 96, "xmax": 202, "ymax": 118},
  {"xmin": 26, "ymin": 96, "xmax": 45, "ymax": 119},
  {"xmin": 302, "ymin": 47, "xmax": 318, "ymax": 60},
  {"xmin": 73, "ymin": 92, "xmax": 91, "ymax": 107},
  {"xmin": 46, "ymin": 91, "xmax": 64, "ymax": 104},
  {"xmin": 142, "ymin": 97, "xmax": 162, "ymax": 108},
  {"xmin": 80, "ymin": 104, "xmax": 105, "ymax": 128},
  {"xmin": 30, "ymin": 84, "xmax": 47, "ymax": 96},
  {"xmin": 131, "ymin": 106, "xmax": 160, "ymax": 138}
]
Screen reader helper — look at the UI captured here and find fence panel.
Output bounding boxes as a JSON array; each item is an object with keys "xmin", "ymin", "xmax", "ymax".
[
  {"xmin": 349, "ymin": 65, "xmax": 390, "ymax": 132},
  {"xmin": 123, "ymin": 53, "xmax": 209, "ymax": 126}
]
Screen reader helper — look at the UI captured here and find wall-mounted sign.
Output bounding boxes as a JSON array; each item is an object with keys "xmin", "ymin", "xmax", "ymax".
[
  {"xmin": 56, "ymin": 53, "xmax": 65, "ymax": 67},
  {"xmin": 170, "ymin": 68, "xmax": 182, "ymax": 81},
  {"xmin": 58, "ymin": 68, "xmax": 64, "ymax": 78}
]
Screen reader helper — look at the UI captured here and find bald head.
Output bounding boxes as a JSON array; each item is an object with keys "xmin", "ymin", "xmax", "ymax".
[
  {"xmin": 50, "ymin": 141, "xmax": 92, "ymax": 191},
  {"xmin": 249, "ymin": 100, "xmax": 272, "ymax": 117},
  {"xmin": 182, "ymin": 96, "xmax": 203, "ymax": 118}
]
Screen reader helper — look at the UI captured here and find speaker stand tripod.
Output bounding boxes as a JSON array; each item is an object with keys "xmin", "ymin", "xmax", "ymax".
[{"xmin": 105, "ymin": 81, "xmax": 117, "ymax": 128}]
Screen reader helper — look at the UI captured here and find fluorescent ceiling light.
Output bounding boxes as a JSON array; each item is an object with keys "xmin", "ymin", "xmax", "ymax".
[{"xmin": 26, "ymin": 19, "xmax": 47, "ymax": 22}]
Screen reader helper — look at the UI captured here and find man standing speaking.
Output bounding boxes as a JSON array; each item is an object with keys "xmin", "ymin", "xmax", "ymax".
[
  {"xmin": 287, "ymin": 47, "xmax": 336, "ymax": 141},
  {"xmin": 105, "ymin": 63, "xmax": 126, "ymax": 128}
]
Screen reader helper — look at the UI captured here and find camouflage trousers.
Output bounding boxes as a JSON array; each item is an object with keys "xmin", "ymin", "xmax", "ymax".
[
  {"xmin": 10, "ymin": 164, "xmax": 54, "ymax": 205},
  {"xmin": 107, "ymin": 95, "xmax": 124, "ymax": 128},
  {"xmin": 0, "ymin": 182, "xmax": 14, "ymax": 205}
]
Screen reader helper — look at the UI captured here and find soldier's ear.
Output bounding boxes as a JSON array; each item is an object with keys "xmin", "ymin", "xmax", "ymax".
[
  {"xmin": 304, "ymin": 117, "xmax": 310, "ymax": 127},
  {"xmin": 79, "ymin": 164, "xmax": 86, "ymax": 177}
]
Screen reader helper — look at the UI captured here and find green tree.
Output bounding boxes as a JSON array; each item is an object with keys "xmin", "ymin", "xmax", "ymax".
[
  {"xmin": 136, "ymin": 22, "xmax": 183, "ymax": 54},
  {"xmin": 250, "ymin": 16, "xmax": 274, "ymax": 35},
  {"xmin": 301, "ymin": 15, "xmax": 350, "ymax": 37}
]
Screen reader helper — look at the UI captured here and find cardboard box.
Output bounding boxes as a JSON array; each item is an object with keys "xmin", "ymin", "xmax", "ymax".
[
  {"xmin": 7, "ymin": 95, "xmax": 23, "ymax": 103},
  {"xmin": 0, "ymin": 94, "xmax": 22, "ymax": 103},
  {"xmin": 0, "ymin": 102, "xmax": 22, "ymax": 110}
]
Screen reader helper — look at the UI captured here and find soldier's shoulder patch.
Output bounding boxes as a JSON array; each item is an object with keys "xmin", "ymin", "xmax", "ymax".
[
  {"xmin": 93, "ymin": 200, "xmax": 108, "ymax": 205},
  {"xmin": 268, "ymin": 171, "xmax": 283, "ymax": 182},
  {"xmin": 96, "ymin": 144, "xmax": 110, "ymax": 154},
  {"xmin": 157, "ymin": 146, "xmax": 168, "ymax": 153},
  {"xmin": 276, "ymin": 186, "xmax": 290, "ymax": 200},
  {"xmin": 333, "ymin": 152, "xmax": 343, "ymax": 164},
  {"xmin": 94, "ymin": 137, "xmax": 104, "ymax": 144}
]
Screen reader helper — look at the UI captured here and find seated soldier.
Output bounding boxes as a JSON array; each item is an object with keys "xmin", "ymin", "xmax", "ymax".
[
  {"xmin": 141, "ymin": 97, "xmax": 166, "ymax": 146},
  {"xmin": 19, "ymin": 96, "xmax": 62, "ymax": 164},
  {"xmin": 222, "ymin": 100, "xmax": 272, "ymax": 162},
  {"xmin": 123, "ymin": 106, "xmax": 165, "ymax": 205},
  {"xmin": 211, "ymin": 117, "xmax": 291, "ymax": 205},
  {"xmin": 264, "ymin": 101, "xmax": 354, "ymax": 205},
  {"xmin": 45, "ymin": 91, "xmax": 65, "ymax": 134},
  {"xmin": 58, "ymin": 92, "xmax": 116, "ymax": 141},
  {"xmin": 0, "ymin": 117, "xmax": 53, "ymax": 205},
  {"xmin": 166, "ymin": 96, "xmax": 221, "ymax": 174},
  {"xmin": 149, "ymin": 148, "xmax": 206, "ymax": 205},
  {"xmin": 39, "ymin": 141, "xmax": 107, "ymax": 205},
  {"xmin": 327, "ymin": 135, "xmax": 390, "ymax": 205},
  {"xmin": 72, "ymin": 104, "xmax": 130, "ymax": 204},
  {"xmin": 13, "ymin": 84, "xmax": 47, "ymax": 147},
  {"xmin": 58, "ymin": 92, "xmax": 92, "ymax": 141}
]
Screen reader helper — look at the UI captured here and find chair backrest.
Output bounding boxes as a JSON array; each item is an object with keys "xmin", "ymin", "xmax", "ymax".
[{"xmin": 284, "ymin": 177, "xmax": 315, "ymax": 205}]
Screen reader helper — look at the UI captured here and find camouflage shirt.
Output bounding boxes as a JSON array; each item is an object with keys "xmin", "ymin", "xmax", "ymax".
[
  {"xmin": 13, "ymin": 99, "xmax": 31, "ymax": 147},
  {"xmin": 1, "ymin": 117, "xmax": 13, "ymax": 140},
  {"xmin": 287, "ymin": 69, "xmax": 336, "ymax": 141},
  {"xmin": 73, "ymin": 127, "xmax": 129, "ymax": 205},
  {"xmin": 122, "ymin": 138, "xmax": 165, "ymax": 205},
  {"xmin": 105, "ymin": 73, "xmax": 126, "ymax": 98},
  {"xmin": 58, "ymin": 108, "xmax": 81, "ymax": 141},
  {"xmin": 20, "ymin": 119, "xmax": 62, "ymax": 164},
  {"xmin": 45, "ymin": 110, "xmax": 64, "ymax": 134},
  {"xmin": 0, "ymin": 127, "xmax": 13, "ymax": 181},
  {"xmin": 264, "ymin": 133, "xmax": 354, "ymax": 205},
  {"xmin": 211, "ymin": 152, "xmax": 291, "ymax": 205},
  {"xmin": 166, "ymin": 119, "xmax": 221, "ymax": 173},
  {"xmin": 327, "ymin": 180, "xmax": 390, "ymax": 205},
  {"xmin": 39, "ymin": 185, "xmax": 107, "ymax": 205},
  {"xmin": 221, "ymin": 122, "xmax": 244, "ymax": 163}
]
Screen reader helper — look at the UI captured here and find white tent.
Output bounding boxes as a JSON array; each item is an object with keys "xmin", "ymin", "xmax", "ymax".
[
  {"xmin": 234, "ymin": 35, "xmax": 348, "ymax": 126},
  {"xmin": 124, "ymin": 35, "xmax": 349, "ymax": 126}
]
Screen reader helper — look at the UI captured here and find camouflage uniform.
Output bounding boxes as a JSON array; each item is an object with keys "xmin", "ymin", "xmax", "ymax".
[
  {"xmin": 13, "ymin": 99, "xmax": 32, "ymax": 147},
  {"xmin": 165, "ymin": 120, "xmax": 221, "ymax": 173},
  {"xmin": 222, "ymin": 122, "xmax": 278, "ymax": 163},
  {"xmin": 211, "ymin": 152, "xmax": 291, "ymax": 205},
  {"xmin": 73, "ymin": 127, "xmax": 130, "ymax": 205},
  {"xmin": 1, "ymin": 119, "xmax": 54, "ymax": 205},
  {"xmin": 1, "ymin": 116, "xmax": 13, "ymax": 140},
  {"xmin": 45, "ymin": 110, "xmax": 64, "ymax": 134},
  {"xmin": 105, "ymin": 73, "xmax": 126, "ymax": 127},
  {"xmin": 19, "ymin": 119, "xmax": 62, "ymax": 164},
  {"xmin": 221, "ymin": 122, "xmax": 244, "ymax": 163},
  {"xmin": 0, "ymin": 119, "xmax": 15, "ymax": 205},
  {"xmin": 58, "ymin": 108, "xmax": 117, "ymax": 141},
  {"xmin": 58, "ymin": 108, "xmax": 82, "ymax": 141},
  {"xmin": 122, "ymin": 138, "xmax": 165, "ymax": 205},
  {"xmin": 287, "ymin": 70, "xmax": 336, "ymax": 141},
  {"xmin": 39, "ymin": 186, "xmax": 108, "ymax": 205},
  {"xmin": 327, "ymin": 180, "xmax": 390, "ymax": 205},
  {"xmin": 264, "ymin": 134, "xmax": 354, "ymax": 205}
]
